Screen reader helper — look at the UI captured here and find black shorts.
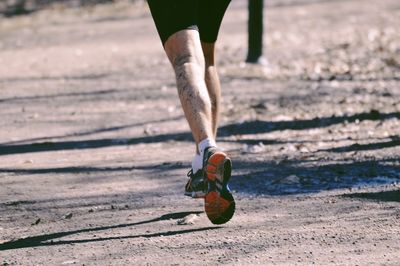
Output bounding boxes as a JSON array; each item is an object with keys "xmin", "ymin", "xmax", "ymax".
[{"xmin": 147, "ymin": 0, "xmax": 231, "ymax": 46}]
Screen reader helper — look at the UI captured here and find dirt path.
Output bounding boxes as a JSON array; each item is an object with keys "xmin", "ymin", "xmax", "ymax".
[{"xmin": 0, "ymin": 0, "xmax": 399, "ymax": 265}]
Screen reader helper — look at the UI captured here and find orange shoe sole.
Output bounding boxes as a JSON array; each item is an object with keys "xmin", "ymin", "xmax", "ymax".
[{"xmin": 204, "ymin": 151, "xmax": 235, "ymax": 225}]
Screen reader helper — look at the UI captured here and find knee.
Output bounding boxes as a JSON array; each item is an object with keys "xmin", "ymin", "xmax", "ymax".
[
  {"xmin": 172, "ymin": 53, "xmax": 204, "ymax": 72},
  {"xmin": 173, "ymin": 54, "xmax": 196, "ymax": 69},
  {"xmin": 164, "ymin": 30, "xmax": 205, "ymax": 70}
]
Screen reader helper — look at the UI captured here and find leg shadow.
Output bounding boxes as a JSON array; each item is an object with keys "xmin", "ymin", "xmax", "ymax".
[{"xmin": 0, "ymin": 211, "xmax": 217, "ymax": 251}]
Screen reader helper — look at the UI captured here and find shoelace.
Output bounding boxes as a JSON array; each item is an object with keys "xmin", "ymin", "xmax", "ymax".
[{"xmin": 187, "ymin": 169, "xmax": 194, "ymax": 178}]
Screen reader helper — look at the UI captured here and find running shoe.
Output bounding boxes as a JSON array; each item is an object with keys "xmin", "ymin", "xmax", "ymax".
[
  {"xmin": 203, "ymin": 147, "xmax": 235, "ymax": 224},
  {"xmin": 185, "ymin": 169, "xmax": 206, "ymax": 198}
]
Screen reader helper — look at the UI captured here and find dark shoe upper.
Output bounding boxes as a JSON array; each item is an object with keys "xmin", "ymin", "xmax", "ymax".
[
  {"xmin": 184, "ymin": 169, "xmax": 206, "ymax": 197},
  {"xmin": 202, "ymin": 146, "xmax": 218, "ymax": 170}
]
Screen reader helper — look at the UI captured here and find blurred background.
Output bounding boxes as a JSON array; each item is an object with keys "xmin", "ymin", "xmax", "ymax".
[{"xmin": 0, "ymin": 0, "xmax": 133, "ymax": 16}]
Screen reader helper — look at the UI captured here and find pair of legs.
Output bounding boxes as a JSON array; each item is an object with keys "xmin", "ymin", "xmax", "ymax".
[
  {"xmin": 164, "ymin": 31, "xmax": 221, "ymax": 153},
  {"xmin": 147, "ymin": 0, "xmax": 230, "ymax": 154},
  {"xmin": 148, "ymin": 0, "xmax": 235, "ymax": 224}
]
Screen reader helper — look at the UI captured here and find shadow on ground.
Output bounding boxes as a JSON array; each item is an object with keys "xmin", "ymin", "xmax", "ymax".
[
  {"xmin": 219, "ymin": 110, "xmax": 400, "ymax": 137},
  {"xmin": 0, "ymin": 110, "xmax": 399, "ymax": 195},
  {"xmin": 1, "ymin": 115, "xmax": 184, "ymax": 147},
  {"xmin": 230, "ymin": 157, "xmax": 400, "ymax": 195},
  {"xmin": 0, "ymin": 160, "xmax": 187, "ymax": 175},
  {"xmin": 1, "ymin": 110, "xmax": 398, "ymax": 156},
  {"xmin": 343, "ymin": 190, "xmax": 400, "ymax": 202},
  {"xmin": 0, "ymin": 211, "xmax": 218, "ymax": 251},
  {"xmin": 322, "ymin": 136, "xmax": 400, "ymax": 153},
  {"xmin": 0, "ymin": 132, "xmax": 192, "ymax": 156}
]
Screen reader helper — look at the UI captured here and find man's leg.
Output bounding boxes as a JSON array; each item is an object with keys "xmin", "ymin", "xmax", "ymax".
[
  {"xmin": 201, "ymin": 42, "xmax": 221, "ymax": 138},
  {"xmin": 164, "ymin": 29, "xmax": 215, "ymax": 148},
  {"xmin": 182, "ymin": 40, "xmax": 223, "ymax": 199},
  {"xmin": 148, "ymin": 1, "xmax": 234, "ymax": 224},
  {"xmin": 199, "ymin": 42, "xmax": 235, "ymax": 225},
  {"xmin": 197, "ymin": 0, "xmax": 231, "ymax": 137}
]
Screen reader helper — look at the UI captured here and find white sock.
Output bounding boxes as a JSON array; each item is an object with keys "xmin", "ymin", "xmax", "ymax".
[
  {"xmin": 198, "ymin": 138, "xmax": 217, "ymax": 159},
  {"xmin": 191, "ymin": 153, "xmax": 203, "ymax": 173}
]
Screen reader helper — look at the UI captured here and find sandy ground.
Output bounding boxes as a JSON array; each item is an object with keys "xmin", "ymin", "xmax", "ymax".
[{"xmin": 0, "ymin": 0, "xmax": 399, "ymax": 265}]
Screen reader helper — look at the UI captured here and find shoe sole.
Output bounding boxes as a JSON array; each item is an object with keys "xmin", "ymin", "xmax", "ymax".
[{"xmin": 204, "ymin": 151, "xmax": 235, "ymax": 224}]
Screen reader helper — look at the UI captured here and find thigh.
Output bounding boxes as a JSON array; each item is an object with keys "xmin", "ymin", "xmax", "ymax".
[
  {"xmin": 198, "ymin": 0, "xmax": 231, "ymax": 43},
  {"xmin": 147, "ymin": 0, "xmax": 199, "ymax": 46}
]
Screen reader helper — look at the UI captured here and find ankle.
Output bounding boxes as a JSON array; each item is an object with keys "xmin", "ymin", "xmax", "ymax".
[{"xmin": 198, "ymin": 138, "xmax": 217, "ymax": 159}]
